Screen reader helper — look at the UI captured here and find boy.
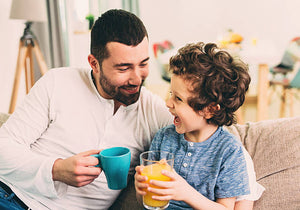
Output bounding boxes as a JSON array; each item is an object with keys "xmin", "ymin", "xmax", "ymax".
[{"xmin": 135, "ymin": 42, "xmax": 263, "ymax": 209}]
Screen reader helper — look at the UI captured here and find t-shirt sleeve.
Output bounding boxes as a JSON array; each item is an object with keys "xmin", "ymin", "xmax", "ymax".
[{"xmin": 215, "ymin": 144, "xmax": 250, "ymax": 198}]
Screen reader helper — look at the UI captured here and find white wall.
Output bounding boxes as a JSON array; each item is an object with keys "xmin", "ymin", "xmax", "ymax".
[
  {"xmin": 140, "ymin": 0, "xmax": 300, "ymax": 87},
  {"xmin": 1, "ymin": 0, "xmax": 300, "ymax": 113},
  {"xmin": 66, "ymin": 0, "xmax": 123, "ymax": 68},
  {"xmin": 140, "ymin": 0, "xmax": 299, "ymax": 49}
]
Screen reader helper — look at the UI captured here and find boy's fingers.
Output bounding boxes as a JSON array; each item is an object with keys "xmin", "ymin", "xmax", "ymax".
[
  {"xmin": 148, "ymin": 187, "xmax": 171, "ymax": 196},
  {"xmin": 152, "ymin": 195, "xmax": 172, "ymax": 201},
  {"xmin": 136, "ymin": 174, "xmax": 147, "ymax": 182},
  {"xmin": 150, "ymin": 179, "xmax": 171, "ymax": 188},
  {"xmin": 161, "ymin": 170, "xmax": 175, "ymax": 179},
  {"xmin": 135, "ymin": 165, "xmax": 144, "ymax": 173},
  {"xmin": 136, "ymin": 189, "xmax": 147, "ymax": 195},
  {"xmin": 136, "ymin": 182, "xmax": 149, "ymax": 189}
]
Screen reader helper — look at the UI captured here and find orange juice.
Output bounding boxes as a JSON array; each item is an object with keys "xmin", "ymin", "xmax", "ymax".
[{"xmin": 141, "ymin": 162, "xmax": 172, "ymax": 208}]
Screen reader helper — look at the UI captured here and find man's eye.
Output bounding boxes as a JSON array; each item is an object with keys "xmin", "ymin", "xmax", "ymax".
[
  {"xmin": 118, "ymin": 67, "xmax": 129, "ymax": 71},
  {"xmin": 140, "ymin": 63, "xmax": 148, "ymax": 67}
]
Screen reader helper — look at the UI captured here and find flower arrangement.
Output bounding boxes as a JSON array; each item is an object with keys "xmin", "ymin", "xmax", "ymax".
[{"xmin": 218, "ymin": 29, "xmax": 243, "ymax": 51}]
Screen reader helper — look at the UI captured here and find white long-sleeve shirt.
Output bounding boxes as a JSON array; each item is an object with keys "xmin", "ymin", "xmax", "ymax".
[{"xmin": 0, "ymin": 67, "xmax": 172, "ymax": 209}]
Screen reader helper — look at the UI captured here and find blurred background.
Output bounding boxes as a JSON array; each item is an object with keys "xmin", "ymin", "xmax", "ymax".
[{"xmin": 1, "ymin": 0, "xmax": 300, "ymax": 123}]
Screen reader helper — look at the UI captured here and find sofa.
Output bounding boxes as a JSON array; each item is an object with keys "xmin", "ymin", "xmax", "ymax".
[{"xmin": 0, "ymin": 113, "xmax": 299, "ymax": 210}]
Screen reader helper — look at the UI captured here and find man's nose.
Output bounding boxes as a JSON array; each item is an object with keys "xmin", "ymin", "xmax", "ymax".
[{"xmin": 129, "ymin": 68, "xmax": 145, "ymax": 85}]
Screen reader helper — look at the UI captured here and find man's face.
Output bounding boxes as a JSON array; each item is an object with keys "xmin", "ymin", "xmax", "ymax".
[{"xmin": 95, "ymin": 37, "xmax": 149, "ymax": 106}]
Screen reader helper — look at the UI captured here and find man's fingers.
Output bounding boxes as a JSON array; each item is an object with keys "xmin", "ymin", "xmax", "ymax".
[
  {"xmin": 78, "ymin": 150, "xmax": 101, "ymax": 156},
  {"xmin": 79, "ymin": 155, "xmax": 100, "ymax": 167},
  {"xmin": 76, "ymin": 178, "xmax": 97, "ymax": 187},
  {"xmin": 76, "ymin": 165, "xmax": 101, "ymax": 176},
  {"xmin": 73, "ymin": 153, "xmax": 101, "ymax": 167}
]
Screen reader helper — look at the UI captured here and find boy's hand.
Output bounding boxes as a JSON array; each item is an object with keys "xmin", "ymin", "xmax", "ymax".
[
  {"xmin": 134, "ymin": 165, "xmax": 148, "ymax": 196},
  {"xmin": 147, "ymin": 169, "xmax": 192, "ymax": 202}
]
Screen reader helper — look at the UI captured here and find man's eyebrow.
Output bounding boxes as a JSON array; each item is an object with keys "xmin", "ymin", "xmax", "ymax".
[
  {"xmin": 114, "ymin": 63, "xmax": 132, "ymax": 67},
  {"xmin": 113, "ymin": 57, "xmax": 150, "ymax": 68},
  {"xmin": 141, "ymin": 57, "xmax": 150, "ymax": 63}
]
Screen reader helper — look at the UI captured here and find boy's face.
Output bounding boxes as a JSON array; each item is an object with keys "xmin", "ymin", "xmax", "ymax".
[
  {"xmin": 89, "ymin": 37, "xmax": 149, "ymax": 106},
  {"xmin": 166, "ymin": 75, "xmax": 214, "ymax": 141}
]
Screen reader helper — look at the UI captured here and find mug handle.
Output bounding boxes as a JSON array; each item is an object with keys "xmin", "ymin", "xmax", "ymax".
[{"xmin": 91, "ymin": 154, "xmax": 102, "ymax": 168}]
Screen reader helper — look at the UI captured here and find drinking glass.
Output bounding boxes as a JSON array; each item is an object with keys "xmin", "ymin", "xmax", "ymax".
[{"xmin": 140, "ymin": 151, "xmax": 174, "ymax": 210}]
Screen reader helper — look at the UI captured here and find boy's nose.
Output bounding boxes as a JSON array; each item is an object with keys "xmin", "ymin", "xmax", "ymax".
[{"xmin": 166, "ymin": 98, "xmax": 174, "ymax": 108}]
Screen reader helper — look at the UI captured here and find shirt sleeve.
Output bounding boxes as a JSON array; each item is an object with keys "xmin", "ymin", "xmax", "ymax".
[
  {"xmin": 236, "ymin": 147, "xmax": 265, "ymax": 201},
  {"xmin": 215, "ymin": 144, "xmax": 250, "ymax": 198},
  {"xmin": 0, "ymin": 70, "xmax": 67, "ymax": 198}
]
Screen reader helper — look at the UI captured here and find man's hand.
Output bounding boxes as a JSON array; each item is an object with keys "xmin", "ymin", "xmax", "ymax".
[{"xmin": 52, "ymin": 150, "xmax": 102, "ymax": 187}]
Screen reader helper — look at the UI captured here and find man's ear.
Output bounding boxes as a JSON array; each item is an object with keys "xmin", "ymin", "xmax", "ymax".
[{"xmin": 88, "ymin": 54, "xmax": 99, "ymax": 73}]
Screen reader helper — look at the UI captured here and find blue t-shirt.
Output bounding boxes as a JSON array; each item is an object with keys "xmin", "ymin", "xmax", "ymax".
[{"xmin": 149, "ymin": 125, "xmax": 250, "ymax": 209}]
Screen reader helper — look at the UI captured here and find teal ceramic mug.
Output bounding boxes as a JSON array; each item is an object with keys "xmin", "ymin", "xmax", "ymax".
[{"xmin": 91, "ymin": 147, "xmax": 131, "ymax": 190}]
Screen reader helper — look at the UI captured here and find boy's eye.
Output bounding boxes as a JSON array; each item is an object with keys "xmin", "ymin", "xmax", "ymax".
[
  {"xmin": 175, "ymin": 96, "xmax": 182, "ymax": 102},
  {"xmin": 169, "ymin": 91, "xmax": 182, "ymax": 102}
]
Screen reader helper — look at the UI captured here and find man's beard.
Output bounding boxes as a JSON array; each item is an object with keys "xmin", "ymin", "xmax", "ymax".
[{"xmin": 99, "ymin": 70, "xmax": 143, "ymax": 106}]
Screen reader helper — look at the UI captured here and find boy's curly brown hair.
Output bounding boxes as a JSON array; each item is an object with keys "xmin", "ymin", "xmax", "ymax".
[{"xmin": 169, "ymin": 42, "xmax": 251, "ymax": 126}]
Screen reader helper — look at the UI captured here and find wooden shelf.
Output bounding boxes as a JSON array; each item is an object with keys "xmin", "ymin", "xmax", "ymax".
[{"xmin": 73, "ymin": 30, "xmax": 90, "ymax": 35}]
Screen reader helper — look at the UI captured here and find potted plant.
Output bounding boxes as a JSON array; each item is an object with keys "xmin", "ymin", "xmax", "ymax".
[{"xmin": 86, "ymin": 14, "xmax": 94, "ymax": 30}]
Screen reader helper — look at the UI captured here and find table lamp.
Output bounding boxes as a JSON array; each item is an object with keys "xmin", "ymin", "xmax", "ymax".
[{"xmin": 9, "ymin": 0, "xmax": 48, "ymax": 113}]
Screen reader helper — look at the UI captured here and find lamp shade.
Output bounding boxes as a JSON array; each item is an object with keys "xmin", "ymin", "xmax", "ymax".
[{"xmin": 10, "ymin": 0, "xmax": 48, "ymax": 22}]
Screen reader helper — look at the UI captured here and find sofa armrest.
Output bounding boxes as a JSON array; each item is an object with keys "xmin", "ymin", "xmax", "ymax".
[{"xmin": 0, "ymin": 112, "xmax": 10, "ymax": 127}]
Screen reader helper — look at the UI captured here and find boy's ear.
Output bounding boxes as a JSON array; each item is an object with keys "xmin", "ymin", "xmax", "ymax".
[{"xmin": 203, "ymin": 103, "xmax": 220, "ymax": 119}]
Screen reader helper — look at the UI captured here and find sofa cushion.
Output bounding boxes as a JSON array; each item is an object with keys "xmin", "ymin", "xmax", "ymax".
[
  {"xmin": 254, "ymin": 166, "xmax": 300, "ymax": 209},
  {"xmin": 226, "ymin": 117, "xmax": 300, "ymax": 209},
  {"xmin": 109, "ymin": 175, "xmax": 142, "ymax": 210}
]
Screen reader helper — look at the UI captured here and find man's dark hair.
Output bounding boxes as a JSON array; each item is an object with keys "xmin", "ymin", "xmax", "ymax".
[
  {"xmin": 169, "ymin": 42, "xmax": 251, "ymax": 126},
  {"xmin": 91, "ymin": 9, "xmax": 148, "ymax": 65}
]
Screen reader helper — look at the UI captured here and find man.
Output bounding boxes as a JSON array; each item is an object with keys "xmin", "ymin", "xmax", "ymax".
[{"xmin": 0, "ymin": 9, "xmax": 171, "ymax": 209}]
